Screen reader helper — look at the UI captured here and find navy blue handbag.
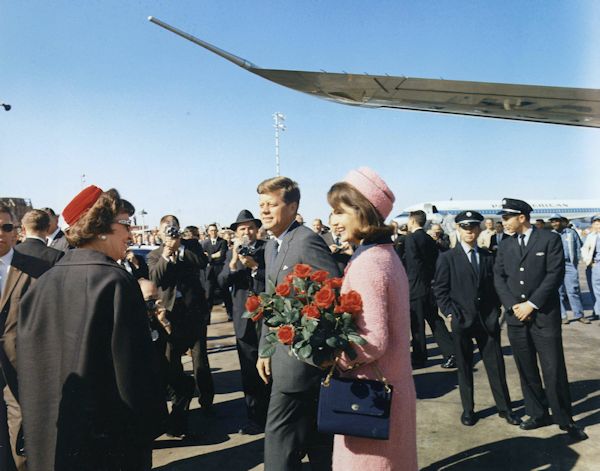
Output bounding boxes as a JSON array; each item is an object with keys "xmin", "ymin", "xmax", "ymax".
[{"xmin": 317, "ymin": 365, "xmax": 393, "ymax": 440}]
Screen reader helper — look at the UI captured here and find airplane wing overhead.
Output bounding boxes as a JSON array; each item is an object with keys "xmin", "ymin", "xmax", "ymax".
[{"xmin": 149, "ymin": 17, "xmax": 600, "ymax": 128}]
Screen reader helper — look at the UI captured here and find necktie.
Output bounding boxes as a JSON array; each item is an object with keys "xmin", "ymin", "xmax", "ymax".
[
  {"xmin": 519, "ymin": 234, "xmax": 526, "ymax": 256},
  {"xmin": 335, "ymin": 237, "xmax": 340, "ymax": 246},
  {"xmin": 469, "ymin": 249, "xmax": 478, "ymax": 275}
]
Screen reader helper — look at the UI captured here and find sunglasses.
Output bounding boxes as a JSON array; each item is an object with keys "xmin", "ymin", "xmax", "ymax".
[
  {"xmin": 0, "ymin": 223, "xmax": 15, "ymax": 232},
  {"xmin": 145, "ymin": 299, "xmax": 158, "ymax": 311}
]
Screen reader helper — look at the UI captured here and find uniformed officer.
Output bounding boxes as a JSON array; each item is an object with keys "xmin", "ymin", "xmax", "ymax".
[
  {"xmin": 494, "ymin": 198, "xmax": 587, "ymax": 440},
  {"xmin": 548, "ymin": 214, "xmax": 590, "ymax": 325},
  {"xmin": 434, "ymin": 211, "xmax": 520, "ymax": 427}
]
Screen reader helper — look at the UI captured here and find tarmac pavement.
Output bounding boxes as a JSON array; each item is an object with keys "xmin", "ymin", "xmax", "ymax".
[{"xmin": 153, "ymin": 289, "xmax": 599, "ymax": 470}]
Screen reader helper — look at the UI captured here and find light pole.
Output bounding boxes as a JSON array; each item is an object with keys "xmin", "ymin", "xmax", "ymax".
[
  {"xmin": 273, "ymin": 112, "xmax": 286, "ymax": 176},
  {"xmin": 139, "ymin": 209, "xmax": 148, "ymax": 233}
]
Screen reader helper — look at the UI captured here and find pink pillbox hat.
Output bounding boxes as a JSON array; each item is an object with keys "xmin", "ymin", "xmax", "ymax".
[{"xmin": 343, "ymin": 167, "xmax": 395, "ymax": 219}]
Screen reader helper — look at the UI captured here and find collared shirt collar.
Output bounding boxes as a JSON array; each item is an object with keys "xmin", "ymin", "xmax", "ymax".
[
  {"xmin": 47, "ymin": 227, "xmax": 60, "ymax": 242},
  {"xmin": 460, "ymin": 241, "xmax": 478, "ymax": 256},
  {"xmin": 273, "ymin": 220, "xmax": 297, "ymax": 248},
  {"xmin": 0, "ymin": 248, "xmax": 14, "ymax": 267}
]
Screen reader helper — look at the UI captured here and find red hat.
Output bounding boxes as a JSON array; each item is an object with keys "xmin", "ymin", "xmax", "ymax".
[{"xmin": 62, "ymin": 185, "xmax": 103, "ymax": 226}]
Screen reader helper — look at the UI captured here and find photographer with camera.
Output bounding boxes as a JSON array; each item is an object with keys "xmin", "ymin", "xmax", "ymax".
[
  {"xmin": 147, "ymin": 215, "xmax": 215, "ymax": 428},
  {"xmin": 218, "ymin": 210, "xmax": 270, "ymax": 434}
]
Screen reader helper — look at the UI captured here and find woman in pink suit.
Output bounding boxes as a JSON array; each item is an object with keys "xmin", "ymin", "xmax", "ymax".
[{"xmin": 327, "ymin": 167, "xmax": 417, "ymax": 471}]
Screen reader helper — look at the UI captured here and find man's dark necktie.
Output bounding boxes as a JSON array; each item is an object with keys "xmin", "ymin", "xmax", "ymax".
[
  {"xmin": 519, "ymin": 234, "xmax": 526, "ymax": 256},
  {"xmin": 335, "ymin": 236, "xmax": 340, "ymax": 246},
  {"xmin": 469, "ymin": 248, "xmax": 479, "ymax": 275}
]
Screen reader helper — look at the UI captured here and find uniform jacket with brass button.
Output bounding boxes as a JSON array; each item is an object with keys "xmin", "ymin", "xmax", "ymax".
[{"xmin": 493, "ymin": 228, "xmax": 564, "ymax": 332}]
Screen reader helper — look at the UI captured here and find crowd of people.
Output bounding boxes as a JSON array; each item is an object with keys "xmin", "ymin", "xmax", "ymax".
[{"xmin": 0, "ymin": 171, "xmax": 598, "ymax": 470}]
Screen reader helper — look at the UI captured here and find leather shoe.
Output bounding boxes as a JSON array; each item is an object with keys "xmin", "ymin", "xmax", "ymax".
[
  {"xmin": 238, "ymin": 422, "xmax": 264, "ymax": 435},
  {"xmin": 499, "ymin": 411, "xmax": 522, "ymax": 426},
  {"xmin": 519, "ymin": 415, "xmax": 552, "ymax": 430},
  {"xmin": 461, "ymin": 411, "xmax": 477, "ymax": 426},
  {"xmin": 576, "ymin": 317, "xmax": 591, "ymax": 325},
  {"xmin": 441, "ymin": 355, "xmax": 457, "ymax": 369},
  {"xmin": 560, "ymin": 423, "xmax": 588, "ymax": 441}
]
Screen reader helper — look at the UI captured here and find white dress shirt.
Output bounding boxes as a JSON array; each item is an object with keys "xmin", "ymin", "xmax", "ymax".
[{"xmin": 0, "ymin": 248, "xmax": 15, "ymax": 297}]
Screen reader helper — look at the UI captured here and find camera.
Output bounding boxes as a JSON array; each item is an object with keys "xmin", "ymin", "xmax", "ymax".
[
  {"xmin": 237, "ymin": 244, "xmax": 257, "ymax": 257},
  {"xmin": 164, "ymin": 225, "xmax": 181, "ymax": 239}
]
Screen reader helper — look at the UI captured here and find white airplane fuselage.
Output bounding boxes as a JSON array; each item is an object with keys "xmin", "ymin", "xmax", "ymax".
[{"xmin": 394, "ymin": 199, "xmax": 600, "ymax": 226}]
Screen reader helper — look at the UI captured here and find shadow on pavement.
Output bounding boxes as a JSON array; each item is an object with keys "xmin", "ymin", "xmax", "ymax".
[
  {"xmin": 153, "ymin": 439, "xmax": 265, "ymax": 470},
  {"xmin": 421, "ymin": 434, "xmax": 579, "ymax": 471},
  {"xmin": 414, "ymin": 371, "xmax": 458, "ymax": 399}
]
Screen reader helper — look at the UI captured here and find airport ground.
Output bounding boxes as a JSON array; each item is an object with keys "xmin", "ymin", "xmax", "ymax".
[{"xmin": 152, "ymin": 281, "xmax": 599, "ymax": 471}]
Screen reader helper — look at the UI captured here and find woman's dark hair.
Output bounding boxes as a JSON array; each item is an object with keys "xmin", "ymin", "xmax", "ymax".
[
  {"xmin": 66, "ymin": 189, "xmax": 134, "ymax": 247},
  {"xmin": 327, "ymin": 182, "xmax": 393, "ymax": 242}
]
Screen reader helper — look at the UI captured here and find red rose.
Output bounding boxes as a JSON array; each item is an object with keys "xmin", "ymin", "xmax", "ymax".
[
  {"xmin": 284, "ymin": 273, "xmax": 295, "ymax": 285},
  {"xmin": 329, "ymin": 277, "xmax": 344, "ymax": 289},
  {"xmin": 293, "ymin": 263, "xmax": 312, "ymax": 278},
  {"xmin": 302, "ymin": 304, "xmax": 321, "ymax": 319},
  {"xmin": 275, "ymin": 283, "xmax": 292, "ymax": 297},
  {"xmin": 335, "ymin": 290, "xmax": 363, "ymax": 315},
  {"xmin": 310, "ymin": 270, "xmax": 329, "ymax": 283},
  {"xmin": 314, "ymin": 286, "xmax": 336, "ymax": 309},
  {"xmin": 277, "ymin": 325, "xmax": 295, "ymax": 345},
  {"xmin": 245, "ymin": 295, "xmax": 261, "ymax": 313},
  {"xmin": 251, "ymin": 309, "xmax": 264, "ymax": 322}
]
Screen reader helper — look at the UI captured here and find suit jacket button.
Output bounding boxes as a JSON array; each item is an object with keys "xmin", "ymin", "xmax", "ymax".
[
  {"xmin": 520, "ymin": 281, "xmax": 524, "ymax": 285},
  {"xmin": 520, "ymin": 267, "xmax": 525, "ymax": 272},
  {"xmin": 521, "ymin": 294, "xmax": 526, "ymax": 299}
]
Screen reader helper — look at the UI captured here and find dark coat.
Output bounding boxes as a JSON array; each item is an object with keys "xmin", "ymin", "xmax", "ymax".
[
  {"xmin": 16, "ymin": 249, "xmax": 167, "ymax": 471},
  {"xmin": 404, "ymin": 229, "xmax": 439, "ymax": 299},
  {"xmin": 122, "ymin": 254, "xmax": 149, "ymax": 280},
  {"xmin": 494, "ymin": 228, "xmax": 565, "ymax": 333},
  {"xmin": 434, "ymin": 245, "xmax": 501, "ymax": 334},
  {"xmin": 202, "ymin": 237, "xmax": 228, "ymax": 280},
  {"xmin": 147, "ymin": 240, "xmax": 209, "ymax": 346},
  {"xmin": 321, "ymin": 231, "xmax": 353, "ymax": 272},
  {"xmin": 14, "ymin": 237, "xmax": 63, "ymax": 278},
  {"xmin": 218, "ymin": 240, "xmax": 266, "ymax": 340},
  {"xmin": 0, "ymin": 250, "xmax": 55, "ymax": 399},
  {"xmin": 260, "ymin": 222, "xmax": 341, "ymax": 393}
]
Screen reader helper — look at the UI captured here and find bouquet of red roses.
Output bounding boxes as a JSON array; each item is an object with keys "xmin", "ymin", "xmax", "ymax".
[{"xmin": 243, "ymin": 263, "xmax": 366, "ymax": 366}]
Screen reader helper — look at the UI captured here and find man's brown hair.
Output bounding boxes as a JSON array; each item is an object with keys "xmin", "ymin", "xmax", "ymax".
[
  {"xmin": 22, "ymin": 209, "xmax": 50, "ymax": 233},
  {"xmin": 0, "ymin": 204, "xmax": 15, "ymax": 222},
  {"xmin": 327, "ymin": 182, "xmax": 393, "ymax": 242},
  {"xmin": 257, "ymin": 176, "xmax": 301, "ymax": 204}
]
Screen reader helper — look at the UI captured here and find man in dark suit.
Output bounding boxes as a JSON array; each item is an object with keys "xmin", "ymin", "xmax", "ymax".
[
  {"xmin": 202, "ymin": 223, "xmax": 232, "ymax": 321},
  {"xmin": 490, "ymin": 221, "xmax": 511, "ymax": 254},
  {"xmin": 256, "ymin": 177, "xmax": 340, "ymax": 471},
  {"xmin": 434, "ymin": 211, "xmax": 520, "ymax": 427},
  {"xmin": 147, "ymin": 215, "xmax": 214, "ymax": 432},
  {"xmin": 494, "ymin": 198, "xmax": 587, "ymax": 440},
  {"xmin": 41, "ymin": 207, "xmax": 70, "ymax": 252},
  {"xmin": 321, "ymin": 217, "xmax": 354, "ymax": 273},
  {"xmin": 1, "ymin": 205, "xmax": 62, "ymax": 470},
  {"xmin": 405, "ymin": 210, "xmax": 455, "ymax": 369},
  {"xmin": 14, "ymin": 209, "xmax": 63, "ymax": 276},
  {"xmin": 218, "ymin": 210, "xmax": 270, "ymax": 435}
]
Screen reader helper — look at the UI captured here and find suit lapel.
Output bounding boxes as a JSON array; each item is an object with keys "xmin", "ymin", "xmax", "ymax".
[
  {"xmin": 454, "ymin": 246, "xmax": 478, "ymax": 284},
  {"xmin": 521, "ymin": 229, "xmax": 539, "ymax": 262},
  {"xmin": 0, "ymin": 266, "xmax": 24, "ymax": 314}
]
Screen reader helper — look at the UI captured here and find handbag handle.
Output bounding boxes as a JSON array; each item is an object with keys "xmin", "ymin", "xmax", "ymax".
[{"xmin": 322, "ymin": 358, "xmax": 392, "ymax": 394}]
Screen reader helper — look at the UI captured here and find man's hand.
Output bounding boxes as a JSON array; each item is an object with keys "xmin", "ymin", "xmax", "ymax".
[
  {"xmin": 256, "ymin": 357, "xmax": 271, "ymax": 384},
  {"xmin": 512, "ymin": 302, "xmax": 534, "ymax": 321},
  {"xmin": 162, "ymin": 236, "xmax": 180, "ymax": 258},
  {"xmin": 238, "ymin": 254, "xmax": 258, "ymax": 269}
]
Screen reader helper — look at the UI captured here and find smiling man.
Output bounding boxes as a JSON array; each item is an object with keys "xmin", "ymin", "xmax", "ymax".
[
  {"xmin": 256, "ymin": 176, "xmax": 340, "ymax": 471},
  {"xmin": 494, "ymin": 198, "xmax": 587, "ymax": 441}
]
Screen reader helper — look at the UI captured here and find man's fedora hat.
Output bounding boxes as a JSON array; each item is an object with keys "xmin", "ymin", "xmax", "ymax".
[{"xmin": 230, "ymin": 209, "xmax": 262, "ymax": 231}]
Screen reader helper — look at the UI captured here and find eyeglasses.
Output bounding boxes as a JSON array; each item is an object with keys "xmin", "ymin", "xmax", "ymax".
[
  {"xmin": 145, "ymin": 299, "xmax": 158, "ymax": 311},
  {"xmin": 0, "ymin": 223, "xmax": 15, "ymax": 232},
  {"xmin": 113, "ymin": 219, "xmax": 132, "ymax": 231}
]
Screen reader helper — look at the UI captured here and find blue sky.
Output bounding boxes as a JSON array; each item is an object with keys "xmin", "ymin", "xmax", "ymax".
[{"xmin": 1, "ymin": 1, "xmax": 599, "ymax": 228}]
